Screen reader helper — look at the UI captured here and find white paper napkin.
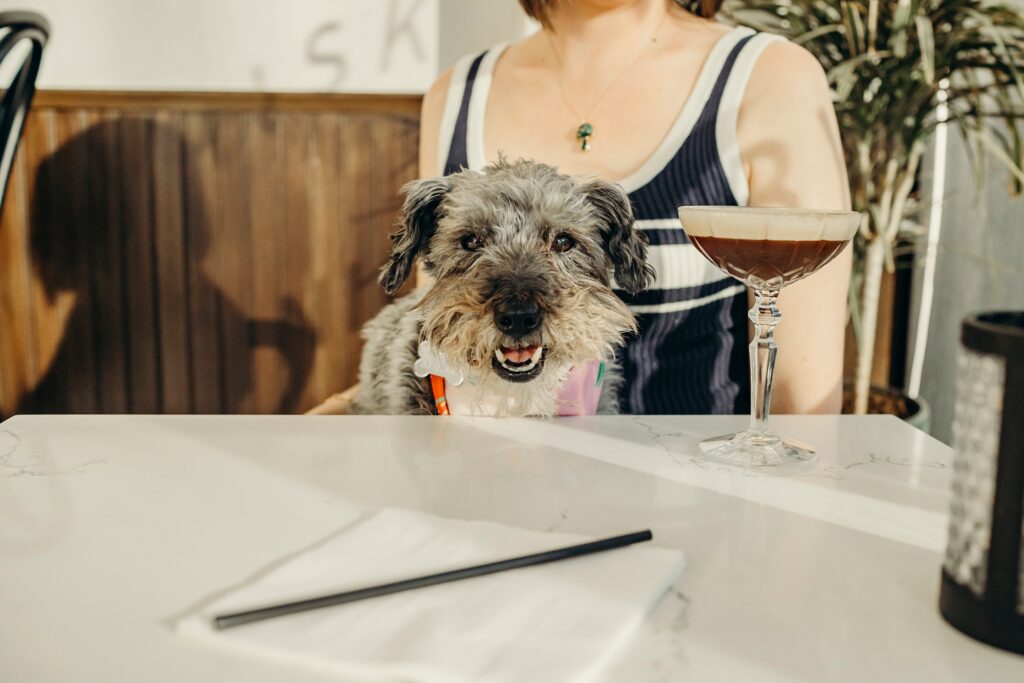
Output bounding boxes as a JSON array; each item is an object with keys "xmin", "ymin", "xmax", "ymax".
[{"xmin": 177, "ymin": 508, "xmax": 685, "ymax": 683}]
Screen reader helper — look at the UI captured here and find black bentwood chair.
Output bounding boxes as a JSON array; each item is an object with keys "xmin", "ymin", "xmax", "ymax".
[{"xmin": 0, "ymin": 11, "xmax": 49, "ymax": 220}]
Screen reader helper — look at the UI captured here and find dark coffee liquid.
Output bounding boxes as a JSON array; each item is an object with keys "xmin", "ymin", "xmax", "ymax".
[{"xmin": 688, "ymin": 236, "xmax": 849, "ymax": 286}]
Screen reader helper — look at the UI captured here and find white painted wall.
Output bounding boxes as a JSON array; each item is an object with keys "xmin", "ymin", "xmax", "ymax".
[
  {"xmin": 438, "ymin": 0, "xmax": 537, "ymax": 72},
  {"xmin": 15, "ymin": 0, "xmax": 442, "ymax": 93}
]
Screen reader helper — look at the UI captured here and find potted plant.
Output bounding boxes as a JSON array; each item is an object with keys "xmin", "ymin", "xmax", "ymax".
[{"xmin": 723, "ymin": 0, "xmax": 1024, "ymax": 418}]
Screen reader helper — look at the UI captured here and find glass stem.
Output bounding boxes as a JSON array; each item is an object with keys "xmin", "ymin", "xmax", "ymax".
[{"xmin": 748, "ymin": 288, "xmax": 781, "ymax": 435}]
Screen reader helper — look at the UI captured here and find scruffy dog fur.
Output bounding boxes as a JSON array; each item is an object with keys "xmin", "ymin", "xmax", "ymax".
[{"xmin": 354, "ymin": 159, "xmax": 653, "ymax": 416}]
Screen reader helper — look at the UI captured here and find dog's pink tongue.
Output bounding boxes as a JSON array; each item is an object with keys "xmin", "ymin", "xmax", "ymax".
[{"xmin": 501, "ymin": 346, "xmax": 537, "ymax": 364}]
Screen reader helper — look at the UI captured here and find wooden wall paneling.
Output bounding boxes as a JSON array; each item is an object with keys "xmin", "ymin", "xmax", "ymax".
[
  {"xmin": 34, "ymin": 91, "xmax": 422, "ymax": 115},
  {"xmin": 343, "ymin": 116, "xmax": 376, "ymax": 376},
  {"xmin": 151, "ymin": 111, "xmax": 193, "ymax": 414},
  {"xmin": 181, "ymin": 112, "xmax": 225, "ymax": 414},
  {"xmin": 1, "ymin": 92, "xmax": 422, "ymax": 417},
  {"xmin": 212, "ymin": 114, "xmax": 256, "ymax": 414},
  {"xmin": 11, "ymin": 118, "xmax": 40, "ymax": 391},
  {"xmin": 366, "ymin": 112, "xmax": 419, "ymax": 306},
  {"xmin": 282, "ymin": 115, "xmax": 316, "ymax": 412},
  {"xmin": 50, "ymin": 111, "xmax": 99, "ymax": 412},
  {"xmin": 335, "ymin": 111, "xmax": 419, "ymax": 385},
  {"xmin": 18, "ymin": 111, "xmax": 44, "ymax": 388},
  {"xmin": 364, "ymin": 116, "xmax": 391, "ymax": 326},
  {"xmin": 0, "ymin": 117, "xmax": 34, "ymax": 414},
  {"xmin": 395, "ymin": 114, "xmax": 420, "ymax": 289},
  {"xmin": 118, "ymin": 115, "xmax": 163, "ymax": 413},
  {"xmin": 85, "ymin": 110, "xmax": 130, "ymax": 413},
  {"xmin": 20, "ymin": 112, "xmax": 54, "ymax": 397},
  {"xmin": 247, "ymin": 113, "xmax": 288, "ymax": 414},
  {"xmin": 18, "ymin": 110, "xmax": 71, "ymax": 416},
  {"xmin": 309, "ymin": 113, "xmax": 345, "ymax": 401}
]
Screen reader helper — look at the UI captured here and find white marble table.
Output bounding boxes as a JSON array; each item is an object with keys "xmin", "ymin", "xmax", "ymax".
[{"xmin": 1, "ymin": 414, "xmax": 1021, "ymax": 682}]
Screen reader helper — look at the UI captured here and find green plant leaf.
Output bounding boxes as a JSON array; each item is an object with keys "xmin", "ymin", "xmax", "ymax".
[
  {"xmin": 893, "ymin": 0, "xmax": 913, "ymax": 32},
  {"xmin": 969, "ymin": 126, "xmax": 1024, "ymax": 185},
  {"xmin": 828, "ymin": 51, "xmax": 887, "ymax": 101},
  {"xmin": 915, "ymin": 14, "xmax": 936, "ymax": 84},
  {"xmin": 966, "ymin": 8, "xmax": 1024, "ymax": 102},
  {"xmin": 847, "ymin": 268, "xmax": 864, "ymax": 347},
  {"xmin": 795, "ymin": 22, "xmax": 846, "ymax": 46},
  {"xmin": 841, "ymin": 1, "xmax": 866, "ymax": 54}
]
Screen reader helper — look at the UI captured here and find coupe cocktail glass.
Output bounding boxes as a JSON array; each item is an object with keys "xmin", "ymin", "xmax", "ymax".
[{"xmin": 678, "ymin": 206, "xmax": 861, "ymax": 472}]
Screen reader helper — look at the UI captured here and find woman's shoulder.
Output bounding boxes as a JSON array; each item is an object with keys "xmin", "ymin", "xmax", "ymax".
[
  {"xmin": 419, "ymin": 65, "xmax": 454, "ymax": 177},
  {"xmin": 421, "ymin": 41, "xmax": 513, "ymax": 115},
  {"xmin": 745, "ymin": 34, "xmax": 829, "ymax": 100},
  {"xmin": 420, "ymin": 36, "xmax": 535, "ymax": 129},
  {"xmin": 420, "ymin": 41, "xmax": 519, "ymax": 176},
  {"xmin": 422, "ymin": 64, "xmax": 456, "ymax": 124},
  {"xmin": 737, "ymin": 34, "xmax": 832, "ymax": 134},
  {"xmin": 734, "ymin": 30, "xmax": 845, "ymax": 206},
  {"xmin": 759, "ymin": 36, "xmax": 825, "ymax": 71}
]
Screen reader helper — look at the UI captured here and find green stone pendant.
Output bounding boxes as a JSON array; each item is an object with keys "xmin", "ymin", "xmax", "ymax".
[{"xmin": 575, "ymin": 122, "xmax": 593, "ymax": 151}]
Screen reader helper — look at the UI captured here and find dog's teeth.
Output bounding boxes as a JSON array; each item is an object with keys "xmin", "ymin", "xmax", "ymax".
[
  {"xmin": 509, "ymin": 351, "xmax": 542, "ymax": 372},
  {"xmin": 494, "ymin": 345, "xmax": 545, "ymax": 377}
]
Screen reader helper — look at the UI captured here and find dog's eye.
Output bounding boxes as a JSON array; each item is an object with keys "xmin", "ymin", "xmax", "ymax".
[
  {"xmin": 460, "ymin": 234, "xmax": 484, "ymax": 252},
  {"xmin": 551, "ymin": 234, "xmax": 576, "ymax": 253}
]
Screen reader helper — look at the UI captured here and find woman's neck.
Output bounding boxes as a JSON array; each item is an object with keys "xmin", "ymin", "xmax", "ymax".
[{"xmin": 545, "ymin": 0, "xmax": 673, "ymax": 68}]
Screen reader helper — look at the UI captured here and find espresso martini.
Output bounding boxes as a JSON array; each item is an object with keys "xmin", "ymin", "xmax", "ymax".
[
  {"xmin": 681, "ymin": 206, "xmax": 857, "ymax": 289},
  {"xmin": 678, "ymin": 206, "xmax": 861, "ymax": 471}
]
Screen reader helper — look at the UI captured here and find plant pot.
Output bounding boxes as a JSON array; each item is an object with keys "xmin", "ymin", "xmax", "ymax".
[{"xmin": 842, "ymin": 383, "xmax": 931, "ymax": 433}]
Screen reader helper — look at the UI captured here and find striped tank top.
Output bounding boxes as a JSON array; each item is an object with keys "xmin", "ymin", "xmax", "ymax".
[{"xmin": 438, "ymin": 27, "xmax": 781, "ymax": 415}]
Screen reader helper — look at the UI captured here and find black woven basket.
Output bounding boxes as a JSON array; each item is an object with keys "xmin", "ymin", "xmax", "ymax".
[{"xmin": 940, "ymin": 311, "xmax": 1024, "ymax": 654}]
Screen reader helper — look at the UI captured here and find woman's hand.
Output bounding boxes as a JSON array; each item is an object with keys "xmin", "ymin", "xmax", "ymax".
[{"xmin": 738, "ymin": 41, "xmax": 852, "ymax": 414}]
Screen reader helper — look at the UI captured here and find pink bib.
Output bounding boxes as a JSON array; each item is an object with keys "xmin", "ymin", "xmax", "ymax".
[
  {"xmin": 555, "ymin": 361, "xmax": 603, "ymax": 416},
  {"xmin": 440, "ymin": 361, "xmax": 605, "ymax": 416}
]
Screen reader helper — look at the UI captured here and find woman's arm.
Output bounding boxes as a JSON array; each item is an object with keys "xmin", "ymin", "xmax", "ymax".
[
  {"xmin": 737, "ymin": 41, "xmax": 852, "ymax": 414},
  {"xmin": 413, "ymin": 66, "xmax": 454, "ymax": 289}
]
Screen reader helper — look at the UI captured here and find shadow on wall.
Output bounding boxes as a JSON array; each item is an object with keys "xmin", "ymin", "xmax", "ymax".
[{"xmin": 19, "ymin": 118, "xmax": 316, "ymax": 415}]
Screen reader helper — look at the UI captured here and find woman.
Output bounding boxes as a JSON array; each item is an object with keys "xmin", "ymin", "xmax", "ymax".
[{"xmin": 419, "ymin": 0, "xmax": 851, "ymax": 415}]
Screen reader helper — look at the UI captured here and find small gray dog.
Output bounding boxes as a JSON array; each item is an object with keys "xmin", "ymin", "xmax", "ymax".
[{"xmin": 354, "ymin": 158, "xmax": 652, "ymax": 416}]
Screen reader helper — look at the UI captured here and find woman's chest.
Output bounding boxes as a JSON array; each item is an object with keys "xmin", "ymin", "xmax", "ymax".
[{"xmin": 481, "ymin": 60, "xmax": 699, "ymax": 181}]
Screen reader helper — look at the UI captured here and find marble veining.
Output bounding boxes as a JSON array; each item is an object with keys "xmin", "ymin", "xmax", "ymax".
[
  {"xmin": 0, "ymin": 428, "xmax": 20, "ymax": 462},
  {"xmin": 629, "ymin": 416, "xmax": 947, "ymax": 481},
  {"xmin": 629, "ymin": 418, "xmax": 771, "ymax": 478},
  {"xmin": 807, "ymin": 453, "xmax": 948, "ymax": 480},
  {"xmin": 0, "ymin": 428, "xmax": 107, "ymax": 478}
]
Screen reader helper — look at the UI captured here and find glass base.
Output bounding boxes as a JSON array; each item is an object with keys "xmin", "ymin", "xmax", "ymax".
[{"xmin": 699, "ymin": 430, "xmax": 817, "ymax": 474}]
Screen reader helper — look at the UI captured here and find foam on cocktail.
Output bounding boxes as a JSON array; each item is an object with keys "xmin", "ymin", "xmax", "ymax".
[{"xmin": 678, "ymin": 206, "xmax": 860, "ymax": 242}]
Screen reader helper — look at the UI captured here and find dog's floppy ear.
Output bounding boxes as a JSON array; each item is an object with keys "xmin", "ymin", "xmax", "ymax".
[
  {"xmin": 580, "ymin": 178, "xmax": 654, "ymax": 295},
  {"xmin": 380, "ymin": 176, "xmax": 452, "ymax": 295}
]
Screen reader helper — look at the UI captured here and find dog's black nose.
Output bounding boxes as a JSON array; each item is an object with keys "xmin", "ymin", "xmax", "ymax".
[{"xmin": 494, "ymin": 301, "xmax": 542, "ymax": 337}]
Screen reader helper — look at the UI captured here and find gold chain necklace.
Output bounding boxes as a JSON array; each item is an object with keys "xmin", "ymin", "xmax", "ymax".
[{"xmin": 546, "ymin": 13, "xmax": 668, "ymax": 152}]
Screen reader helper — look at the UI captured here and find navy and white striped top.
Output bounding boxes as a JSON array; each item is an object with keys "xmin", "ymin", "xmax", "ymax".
[{"xmin": 438, "ymin": 27, "xmax": 782, "ymax": 414}]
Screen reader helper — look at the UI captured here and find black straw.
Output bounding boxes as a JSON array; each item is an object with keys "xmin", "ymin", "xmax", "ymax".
[{"xmin": 213, "ymin": 529, "xmax": 653, "ymax": 630}]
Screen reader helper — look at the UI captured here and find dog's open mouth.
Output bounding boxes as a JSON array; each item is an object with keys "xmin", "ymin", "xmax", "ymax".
[{"xmin": 492, "ymin": 345, "xmax": 545, "ymax": 383}]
